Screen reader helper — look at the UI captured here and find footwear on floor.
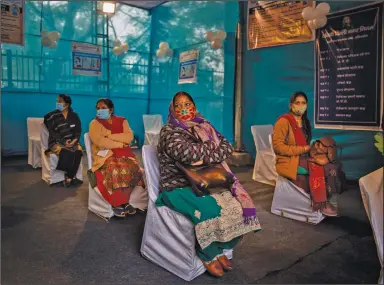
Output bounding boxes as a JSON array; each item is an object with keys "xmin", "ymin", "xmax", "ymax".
[
  {"xmin": 63, "ymin": 179, "xmax": 72, "ymax": 188},
  {"xmin": 217, "ymin": 255, "xmax": 233, "ymax": 271},
  {"xmin": 124, "ymin": 204, "xmax": 137, "ymax": 215},
  {"xmin": 321, "ymin": 202, "xmax": 338, "ymax": 217},
  {"xmin": 113, "ymin": 206, "xmax": 126, "ymax": 218},
  {"xmin": 201, "ymin": 259, "xmax": 225, "ymax": 277}
]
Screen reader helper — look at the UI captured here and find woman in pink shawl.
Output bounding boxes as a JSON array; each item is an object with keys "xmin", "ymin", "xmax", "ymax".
[{"xmin": 156, "ymin": 91, "xmax": 261, "ymax": 277}]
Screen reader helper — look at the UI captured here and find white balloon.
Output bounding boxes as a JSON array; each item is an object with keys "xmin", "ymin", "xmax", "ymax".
[
  {"xmin": 314, "ymin": 16, "xmax": 327, "ymax": 29},
  {"xmin": 49, "ymin": 41, "xmax": 57, "ymax": 49},
  {"xmin": 211, "ymin": 39, "xmax": 222, "ymax": 49},
  {"xmin": 48, "ymin": 31, "xmax": 60, "ymax": 41},
  {"xmin": 41, "ymin": 37, "xmax": 52, "ymax": 47},
  {"xmin": 121, "ymin": 42, "xmax": 128, "ymax": 51},
  {"xmin": 113, "ymin": 46, "xmax": 121, "ymax": 55},
  {"xmin": 316, "ymin": 2, "xmax": 330, "ymax": 16},
  {"xmin": 302, "ymin": 7, "xmax": 316, "ymax": 20},
  {"xmin": 159, "ymin": 42, "xmax": 169, "ymax": 50},
  {"xmin": 216, "ymin": 30, "xmax": 227, "ymax": 41},
  {"xmin": 307, "ymin": 20, "xmax": 316, "ymax": 30},
  {"xmin": 156, "ymin": 48, "xmax": 166, "ymax": 57},
  {"xmin": 41, "ymin": 30, "xmax": 49, "ymax": 38},
  {"xmin": 114, "ymin": 39, "xmax": 121, "ymax": 47},
  {"xmin": 205, "ymin": 31, "xmax": 215, "ymax": 41},
  {"xmin": 165, "ymin": 48, "xmax": 173, "ymax": 57}
]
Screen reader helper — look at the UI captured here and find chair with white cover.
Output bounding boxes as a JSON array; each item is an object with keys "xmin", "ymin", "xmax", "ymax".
[
  {"xmin": 27, "ymin": 118, "xmax": 44, "ymax": 168},
  {"xmin": 40, "ymin": 124, "xmax": 83, "ymax": 185},
  {"xmin": 251, "ymin": 125, "xmax": 278, "ymax": 186},
  {"xmin": 359, "ymin": 167, "xmax": 383, "ymax": 284},
  {"xmin": 270, "ymin": 134, "xmax": 325, "ymax": 225},
  {"xmin": 84, "ymin": 133, "xmax": 148, "ymax": 221},
  {"xmin": 271, "ymin": 175, "xmax": 325, "ymax": 224},
  {"xmin": 143, "ymin": 115, "xmax": 163, "ymax": 146},
  {"xmin": 140, "ymin": 145, "xmax": 232, "ymax": 281}
]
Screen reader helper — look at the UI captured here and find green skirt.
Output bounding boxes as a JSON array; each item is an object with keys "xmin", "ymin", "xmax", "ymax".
[{"xmin": 156, "ymin": 187, "xmax": 261, "ymax": 261}]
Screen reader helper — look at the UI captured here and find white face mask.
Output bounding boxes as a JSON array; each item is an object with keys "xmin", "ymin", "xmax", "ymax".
[{"xmin": 292, "ymin": 105, "xmax": 307, "ymax": 116}]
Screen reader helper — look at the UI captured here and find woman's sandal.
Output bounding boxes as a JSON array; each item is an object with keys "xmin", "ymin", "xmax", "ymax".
[
  {"xmin": 112, "ymin": 206, "xmax": 126, "ymax": 218},
  {"xmin": 217, "ymin": 255, "xmax": 233, "ymax": 271},
  {"xmin": 201, "ymin": 259, "xmax": 225, "ymax": 277},
  {"xmin": 124, "ymin": 204, "xmax": 137, "ymax": 215}
]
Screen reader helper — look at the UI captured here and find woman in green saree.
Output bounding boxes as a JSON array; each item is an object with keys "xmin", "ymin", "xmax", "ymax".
[{"xmin": 156, "ymin": 92, "xmax": 261, "ymax": 277}]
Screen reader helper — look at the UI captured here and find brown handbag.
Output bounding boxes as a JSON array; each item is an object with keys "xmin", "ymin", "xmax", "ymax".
[
  {"xmin": 175, "ymin": 161, "xmax": 235, "ymax": 197},
  {"xmin": 309, "ymin": 136, "xmax": 338, "ymax": 165}
]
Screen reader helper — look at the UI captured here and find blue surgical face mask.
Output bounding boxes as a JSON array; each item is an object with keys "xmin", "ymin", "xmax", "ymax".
[
  {"xmin": 97, "ymin": 109, "xmax": 111, "ymax": 120},
  {"xmin": 56, "ymin": 103, "xmax": 65, "ymax": 111}
]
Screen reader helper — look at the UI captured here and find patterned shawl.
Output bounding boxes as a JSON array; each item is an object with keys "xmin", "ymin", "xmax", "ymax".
[{"xmin": 167, "ymin": 100, "xmax": 258, "ymax": 224}]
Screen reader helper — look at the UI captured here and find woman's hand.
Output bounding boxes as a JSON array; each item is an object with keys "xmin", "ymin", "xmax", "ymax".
[
  {"xmin": 304, "ymin": 145, "xmax": 311, "ymax": 153},
  {"xmin": 65, "ymin": 139, "xmax": 72, "ymax": 147},
  {"xmin": 191, "ymin": 160, "xmax": 203, "ymax": 166}
]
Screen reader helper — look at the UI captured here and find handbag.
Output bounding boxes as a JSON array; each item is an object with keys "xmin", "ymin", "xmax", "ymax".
[
  {"xmin": 309, "ymin": 136, "xmax": 338, "ymax": 166},
  {"xmin": 87, "ymin": 169, "xmax": 97, "ymax": 188},
  {"xmin": 175, "ymin": 161, "xmax": 235, "ymax": 197}
]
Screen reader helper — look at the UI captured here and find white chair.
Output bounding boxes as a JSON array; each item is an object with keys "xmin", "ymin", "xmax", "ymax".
[
  {"xmin": 270, "ymin": 134, "xmax": 325, "ymax": 225},
  {"xmin": 143, "ymin": 115, "xmax": 163, "ymax": 146},
  {"xmin": 271, "ymin": 176, "xmax": 325, "ymax": 224},
  {"xmin": 84, "ymin": 133, "xmax": 148, "ymax": 222},
  {"xmin": 140, "ymin": 145, "xmax": 232, "ymax": 281},
  {"xmin": 27, "ymin": 118, "xmax": 44, "ymax": 168},
  {"xmin": 359, "ymin": 167, "xmax": 383, "ymax": 284},
  {"xmin": 40, "ymin": 124, "xmax": 83, "ymax": 185},
  {"xmin": 251, "ymin": 125, "xmax": 278, "ymax": 186}
]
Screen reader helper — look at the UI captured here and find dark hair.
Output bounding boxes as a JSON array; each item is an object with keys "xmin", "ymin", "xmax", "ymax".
[
  {"xmin": 58, "ymin": 94, "xmax": 73, "ymax": 111},
  {"xmin": 96, "ymin": 98, "xmax": 114, "ymax": 114},
  {"xmin": 289, "ymin": 91, "xmax": 312, "ymax": 144},
  {"xmin": 172, "ymin": 91, "xmax": 195, "ymax": 107}
]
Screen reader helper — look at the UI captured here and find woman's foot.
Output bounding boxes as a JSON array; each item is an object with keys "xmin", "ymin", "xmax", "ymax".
[
  {"xmin": 217, "ymin": 255, "xmax": 233, "ymax": 271},
  {"xmin": 124, "ymin": 204, "xmax": 137, "ymax": 215},
  {"xmin": 321, "ymin": 202, "xmax": 338, "ymax": 217},
  {"xmin": 113, "ymin": 206, "xmax": 126, "ymax": 218},
  {"xmin": 63, "ymin": 178, "xmax": 72, "ymax": 188},
  {"xmin": 201, "ymin": 259, "xmax": 225, "ymax": 277}
]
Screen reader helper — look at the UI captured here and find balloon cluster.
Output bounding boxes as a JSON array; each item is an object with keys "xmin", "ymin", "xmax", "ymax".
[
  {"xmin": 113, "ymin": 40, "xmax": 129, "ymax": 56},
  {"xmin": 41, "ymin": 30, "xmax": 60, "ymax": 48},
  {"xmin": 156, "ymin": 42, "xmax": 173, "ymax": 58},
  {"xmin": 205, "ymin": 30, "xmax": 227, "ymax": 49},
  {"xmin": 302, "ymin": 2, "xmax": 330, "ymax": 30}
]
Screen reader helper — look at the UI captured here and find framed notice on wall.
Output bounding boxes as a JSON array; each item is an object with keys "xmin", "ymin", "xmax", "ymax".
[
  {"xmin": 178, "ymin": 49, "xmax": 199, "ymax": 84},
  {"xmin": 247, "ymin": 0, "xmax": 315, "ymax": 49},
  {"xmin": 1, "ymin": 0, "xmax": 24, "ymax": 45},
  {"xmin": 72, "ymin": 42, "xmax": 102, "ymax": 77},
  {"xmin": 314, "ymin": 2, "xmax": 383, "ymax": 131}
]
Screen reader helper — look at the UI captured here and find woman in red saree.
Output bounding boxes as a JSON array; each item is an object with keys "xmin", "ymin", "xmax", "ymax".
[
  {"xmin": 89, "ymin": 98, "xmax": 146, "ymax": 217},
  {"xmin": 272, "ymin": 91, "xmax": 338, "ymax": 217}
]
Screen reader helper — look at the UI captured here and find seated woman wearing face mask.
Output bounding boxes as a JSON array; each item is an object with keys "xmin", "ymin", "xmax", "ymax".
[
  {"xmin": 89, "ymin": 98, "xmax": 146, "ymax": 217},
  {"xmin": 272, "ymin": 91, "xmax": 338, "ymax": 217},
  {"xmin": 43, "ymin": 94, "xmax": 83, "ymax": 187},
  {"xmin": 156, "ymin": 91, "xmax": 261, "ymax": 277}
]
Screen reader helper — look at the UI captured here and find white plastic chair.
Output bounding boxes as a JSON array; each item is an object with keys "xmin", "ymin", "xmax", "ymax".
[
  {"xmin": 359, "ymin": 167, "xmax": 383, "ymax": 284},
  {"xmin": 27, "ymin": 118, "xmax": 44, "ymax": 168},
  {"xmin": 143, "ymin": 115, "xmax": 163, "ymax": 146},
  {"xmin": 251, "ymin": 125, "xmax": 278, "ymax": 186},
  {"xmin": 271, "ymin": 176, "xmax": 325, "ymax": 224},
  {"xmin": 140, "ymin": 145, "xmax": 232, "ymax": 281},
  {"xmin": 84, "ymin": 133, "xmax": 148, "ymax": 222},
  {"xmin": 270, "ymin": 134, "xmax": 325, "ymax": 225},
  {"xmin": 40, "ymin": 124, "xmax": 83, "ymax": 185}
]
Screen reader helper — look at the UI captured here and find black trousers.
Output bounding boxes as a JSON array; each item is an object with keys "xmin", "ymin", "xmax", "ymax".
[{"xmin": 56, "ymin": 149, "xmax": 83, "ymax": 179}]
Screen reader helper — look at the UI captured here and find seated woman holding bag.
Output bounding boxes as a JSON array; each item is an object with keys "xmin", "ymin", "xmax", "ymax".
[
  {"xmin": 89, "ymin": 98, "xmax": 146, "ymax": 217},
  {"xmin": 44, "ymin": 94, "xmax": 83, "ymax": 187},
  {"xmin": 156, "ymin": 91, "xmax": 261, "ymax": 278},
  {"xmin": 272, "ymin": 91, "xmax": 339, "ymax": 217}
]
